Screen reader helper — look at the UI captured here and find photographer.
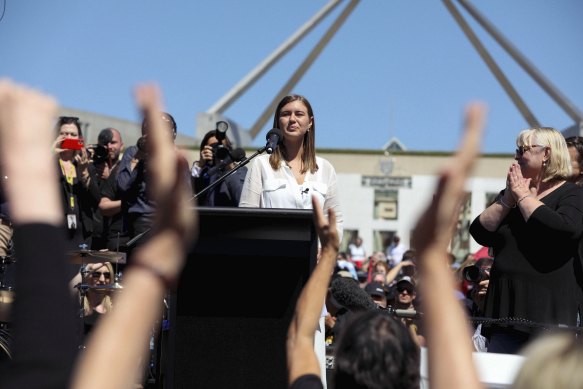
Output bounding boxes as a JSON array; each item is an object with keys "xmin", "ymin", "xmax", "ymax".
[
  {"xmin": 191, "ymin": 123, "xmax": 247, "ymax": 207},
  {"xmin": 117, "ymin": 111, "xmax": 190, "ymax": 246},
  {"xmin": 462, "ymin": 256, "xmax": 493, "ymax": 317},
  {"xmin": 90, "ymin": 128, "xmax": 124, "ymax": 250},
  {"xmin": 389, "ymin": 276, "xmax": 425, "ymax": 346},
  {"xmin": 460, "ymin": 256, "xmax": 493, "ymax": 352},
  {"xmin": 89, "ymin": 128, "xmax": 123, "ymax": 182}
]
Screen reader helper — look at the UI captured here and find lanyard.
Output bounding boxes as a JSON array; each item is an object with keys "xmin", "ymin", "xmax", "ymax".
[{"xmin": 59, "ymin": 159, "xmax": 76, "ymax": 211}]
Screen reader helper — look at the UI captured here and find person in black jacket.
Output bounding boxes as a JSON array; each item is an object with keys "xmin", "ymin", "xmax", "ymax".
[{"xmin": 191, "ymin": 127, "xmax": 247, "ymax": 207}]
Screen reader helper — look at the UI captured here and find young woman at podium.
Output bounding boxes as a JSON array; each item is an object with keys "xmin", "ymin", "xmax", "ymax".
[{"xmin": 240, "ymin": 94, "xmax": 344, "ymax": 388}]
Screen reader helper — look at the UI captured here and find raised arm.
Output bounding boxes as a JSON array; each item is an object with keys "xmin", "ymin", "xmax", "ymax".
[
  {"xmin": 412, "ymin": 103, "xmax": 486, "ymax": 389},
  {"xmin": 0, "ymin": 80, "xmax": 78, "ymax": 389},
  {"xmin": 71, "ymin": 83, "xmax": 198, "ymax": 389},
  {"xmin": 0, "ymin": 81, "xmax": 61, "ymax": 225},
  {"xmin": 385, "ymin": 259, "xmax": 415, "ymax": 285},
  {"xmin": 287, "ymin": 196, "xmax": 339, "ymax": 386}
]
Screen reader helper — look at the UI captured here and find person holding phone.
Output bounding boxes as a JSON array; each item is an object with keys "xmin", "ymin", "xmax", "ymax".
[{"xmin": 54, "ymin": 116, "xmax": 101, "ymax": 253}]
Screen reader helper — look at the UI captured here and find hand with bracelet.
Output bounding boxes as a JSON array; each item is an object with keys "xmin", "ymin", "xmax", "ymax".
[
  {"xmin": 498, "ymin": 187, "xmax": 516, "ymax": 209},
  {"xmin": 72, "ymin": 83, "xmax": 198, "ymax": 389}
]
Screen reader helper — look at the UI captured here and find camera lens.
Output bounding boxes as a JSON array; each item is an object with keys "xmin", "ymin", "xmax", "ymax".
[
  {"xmin": 95, "ymin": 145, "xmax": 108, "ymax": 160},
  {"xmin": 215, "ymin": 121, "xmax": 228, "ymax": 142},
  {"xmin": 462, "ymin": 265, "xmax": 482, "ymax": 282},
  {"xmin": 214, "ymin": 145, "xmax": 230, "ymax": 161}
]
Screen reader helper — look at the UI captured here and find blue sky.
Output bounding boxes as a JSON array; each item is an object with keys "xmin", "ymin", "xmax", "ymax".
[{"xmin": 1, "ymin": 0, "xmax": 582, "ymax": 153}]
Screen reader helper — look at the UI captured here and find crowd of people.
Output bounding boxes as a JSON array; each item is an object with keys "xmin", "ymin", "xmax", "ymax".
[{"xmin": 1, "ymin": 77, "xmax": 583, "ymax": 389}]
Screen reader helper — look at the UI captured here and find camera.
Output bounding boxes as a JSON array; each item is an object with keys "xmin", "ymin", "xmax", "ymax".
[
  {"xmin": 210, "ymin": 121, "xmax": 230, "ymax": 165},
  {"xmin": 462, "ymin": 265, "xmax": 489, "ymax": 283},
  {"xmin": 87, "ymin": 144, "xmax": 109, "ymax": 164},
  {"xmin": 212, "ymin": 144, "xmax": 230, "ymax": 163}
]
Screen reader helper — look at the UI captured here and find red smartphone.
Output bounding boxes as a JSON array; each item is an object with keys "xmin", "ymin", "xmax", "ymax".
[{"xmin": 61, "ymin": 138, "xmax": 85, "ymax": 150}]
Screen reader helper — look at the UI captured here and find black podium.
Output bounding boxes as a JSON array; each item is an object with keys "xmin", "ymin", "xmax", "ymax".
[{"xmin": 162, "ymin": 207, "xmax": 317, "ymax": 389}]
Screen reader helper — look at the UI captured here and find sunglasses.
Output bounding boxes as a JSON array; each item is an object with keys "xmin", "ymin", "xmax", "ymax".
[
  {"xmin": 515, "ymin": 144, "xmax": 546, "ymax": 156},
  {"xmin": 91, "ymin": 271, "xmax": 111, "ymax": 279},
  {"xmin": 397, "ymin": 286, "xmax": 414, "ymax": 294}
]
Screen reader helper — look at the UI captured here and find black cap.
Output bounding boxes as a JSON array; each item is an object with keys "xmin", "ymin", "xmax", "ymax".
[{"xmin": 396, "ymin": 276, "xmax": 415, "ymax": 289}]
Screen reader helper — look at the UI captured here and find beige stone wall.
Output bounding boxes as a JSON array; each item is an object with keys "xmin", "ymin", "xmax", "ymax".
[{"xmin": 180, "ymin": 147, "xmax": 513, "ymax": 179}]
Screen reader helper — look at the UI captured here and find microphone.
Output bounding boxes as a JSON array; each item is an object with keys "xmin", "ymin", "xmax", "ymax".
[
  {"xmin": 301, "ymin": 188, "xmax": 309, "ymax": 195},
  {"xmin": 265, "ymin": 128, "xmax": 283, "ymax": 154},
  {"xmin": 230, "ymin": 147, "xmax": 246, "ymax": 163},
  {"xmin": 328, "ymin": 277, "xmax": 377, "ymax": 312}
]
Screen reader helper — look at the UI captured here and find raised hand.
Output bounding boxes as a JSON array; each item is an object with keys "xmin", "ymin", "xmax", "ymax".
[
  {"xmin": 0, "ymin": 79, "xmax": 61, "ymax": 225},
  {"xmin": 412, "ymin": 103, "xmax": 486, "ymax": 258},
  {"xmin": 411, "ymin": 102, "xmax": 487, "ymax": 389},
  {"xmin": 508, "ymin": 163, "xmax": 534, "ymax": 201},
  {"xmin": 53, "ymin": 134, "xmax": 66, "ymax": 154},
  {"xmin": 132, "ymin": 83, "xmax": 198, "ymax": 283},
  {"xmin": 72, "ymin": 83, "xmax": 199, "ymax": 389}
]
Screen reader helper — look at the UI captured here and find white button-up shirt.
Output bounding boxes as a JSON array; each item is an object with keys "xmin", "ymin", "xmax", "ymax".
[{"xmin": 239, "ymin": 154, "xmax": 343, "ymax": 240}]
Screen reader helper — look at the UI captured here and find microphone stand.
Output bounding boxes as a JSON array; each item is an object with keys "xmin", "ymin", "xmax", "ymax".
[{"xmin": 125, "ymin": 145, "xmax": 269, "ymax": 250}]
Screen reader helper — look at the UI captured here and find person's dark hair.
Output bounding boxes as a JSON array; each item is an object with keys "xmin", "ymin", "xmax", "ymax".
[
  {"xmin": 402, "ymin": 249, "xmax": 416, "ymax": 262},
  {"xmin": 269, "ymin": 94, "xmax": 318, "ymax": 174},
  {"xmin": 141, "ymin": 111, "xmax": 177, "ymax": 137},
  {"xmin": 199, "ymin": 129, "xmax": 233, "ymax": 151},
  {"xmin": 330, "ymin": 277, "xmax": 377, "ymax": 312},
  {"xmin": 56, "ymin": 116, "xmax": 83, "ymax": 138},
  {"xmin": 333, "ymin": 309, "xmax": 420, "ymax": 389},
  {"xmin": 475, "ymin": 256, "xmax": 494, "ymax": 269},
  {"xmin": 97, "ymin": 128, "xmax": 114, "ymax": 146}
]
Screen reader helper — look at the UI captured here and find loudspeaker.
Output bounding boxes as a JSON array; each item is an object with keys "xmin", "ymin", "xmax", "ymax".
[{"xmin": 163, "ymin": 207, "xmax": 317, "ymax": 389}]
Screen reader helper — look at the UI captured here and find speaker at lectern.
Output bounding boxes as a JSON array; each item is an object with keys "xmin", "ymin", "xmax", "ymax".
[{"xmin": 163, "ymin": 206, "xmax": 318, "ymax": 389}]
